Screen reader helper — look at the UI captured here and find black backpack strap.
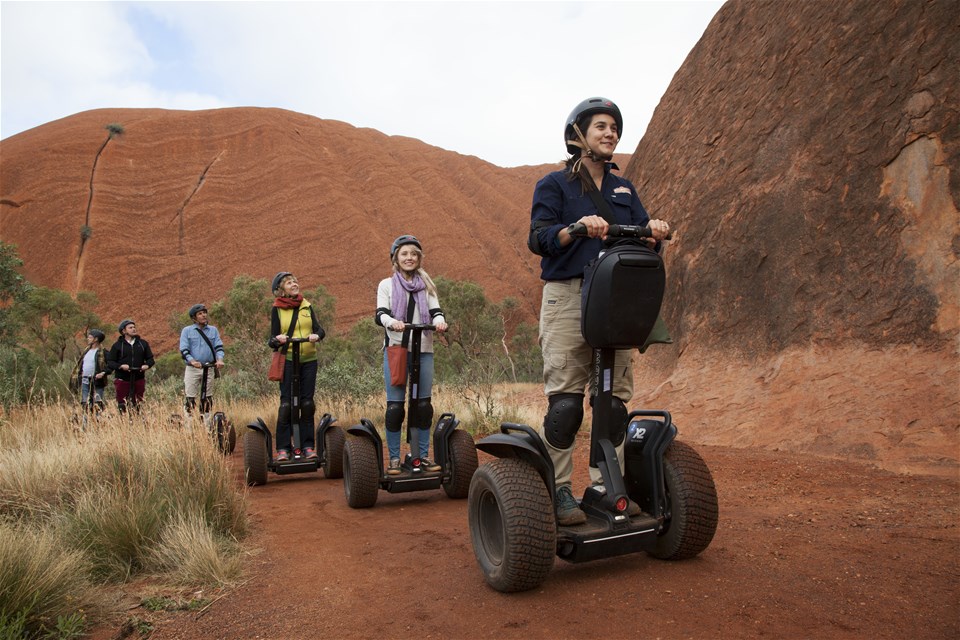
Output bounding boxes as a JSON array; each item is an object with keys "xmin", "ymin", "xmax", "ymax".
[
  {"xmin": 279, "ymin": 306, "xmax": 301, "ymax": 355},
  {"xmin": 586, "ymin": 187, "xmax": 617, "ymax": 225},
  {"xmin": 400, "ymin": 292, "xmax": 416, "ymax": 349}
]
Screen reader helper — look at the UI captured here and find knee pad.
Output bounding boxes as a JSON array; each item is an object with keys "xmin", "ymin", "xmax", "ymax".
[
  {"xmin": 416, "ymin": 398, "xmax": 434, "ymax": 430},
  {"xmin": 301, "ymin": 397, "xmax": 316, "ymax": 422},
  {"xmin": 277, "ymin": 401, "xmax": 292, "ymax": 425},
  {"xmin": 385, "ymin": 401, "xmax": 405, "ymax": 433},
  {"xmin": 185, "ymin": 397, "xmax": 197, "ymax": 414},
  {"xmin": 610, "ymin": 397, "xmax": 628, "ymax": 446},
  {"xmin": 543, "ymin": 393, "xmax": 584, "ymax": 450}
]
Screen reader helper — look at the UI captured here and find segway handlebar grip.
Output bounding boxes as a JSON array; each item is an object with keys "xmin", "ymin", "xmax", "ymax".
[{"xmin": 566, "ymin": 222, "xmax": 673, "ymax": 241}]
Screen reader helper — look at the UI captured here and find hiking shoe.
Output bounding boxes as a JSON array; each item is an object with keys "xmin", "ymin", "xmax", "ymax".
[
  {"xmin": 420, "ymin": 457, "xmax": 441, "ymax": 472},
  {"xmin": 555, "ymin": 486, "xmax": 587, "ymax": 526},
  {"xmin": 304, "ymin": 447, "xmax": 318, "ymax": 460},
  {"xmin": 276, "ymin": 450, "xmax": 290, "ymax": 462},
  {"xmin": 386, "ymin": 458, "xmax": 402, "ymax": 475}
]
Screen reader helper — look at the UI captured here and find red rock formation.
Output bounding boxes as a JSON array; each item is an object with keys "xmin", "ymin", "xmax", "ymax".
[
  {"xmin": 1, "ymin": 108, "xmax": 563, "ymax": 345},
  {"xmin": 626, "ymin": 0, "xmax": 958, "ymax": 473}
]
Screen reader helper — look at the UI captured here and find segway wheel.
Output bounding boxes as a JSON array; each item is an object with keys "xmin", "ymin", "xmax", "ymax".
[
  {"xmin": 243, "ymin": 429, "xmax": 269, "ymax": 486},
  {"xmin": 214, "ymin": 413, "xmax": 236, "ymax": 455},
  {"xmin": 228, "ymin": 422, "xmax": 237, "ymax": 454},
  {"xmin": 468, "ymin": 458, "xmax": 555, "ymax": 593},
  {"xmin": 343, "ymin": 435, "xmax": 379, "ymax": 508},
  {"xmin": 442, "ymin": 429, "xmax": 478, "ymax": 499},
  {"xmin": 648, "ymin": 440, "xmax": 719, "ymax": 560},
  {"xmin": 322, "ymin": 426, "xmax": 346, "ymax": 479}
]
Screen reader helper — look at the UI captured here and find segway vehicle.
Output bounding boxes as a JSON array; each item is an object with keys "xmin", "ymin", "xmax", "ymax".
[
  {"xmin": 467, "ymin": 223, "xmax": 719, "ymax": 592},
  {"xmin": 342, "ymin": 323, "xmax": 478, "ymax": 508},
  {"xmin": 243, "ymin": 337, "xmax": 345, "ymax": 485},
  {"xmin": 194, "ymin": 362, "xmax": 235, "ymax": 454}
]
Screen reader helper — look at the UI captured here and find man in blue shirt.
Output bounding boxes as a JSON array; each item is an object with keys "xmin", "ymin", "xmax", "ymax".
[
  {"xmin": 179, "ymin": 304, "xmax": 225, "ymax": 419},
  {"xmin": 528, "ymin": 97, "xmax": 671, "ymax": 525}
]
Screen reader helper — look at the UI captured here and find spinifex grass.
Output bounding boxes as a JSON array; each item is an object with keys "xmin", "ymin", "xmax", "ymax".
[{"xmin": 0, "ymin": 402, "xmax": 248, "ymax": 635}]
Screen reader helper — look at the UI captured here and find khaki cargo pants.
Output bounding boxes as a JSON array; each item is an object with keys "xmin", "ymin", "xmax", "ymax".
[{"xmin": 539, "ymin": 278, "xmax": 634, "ymax": 490}]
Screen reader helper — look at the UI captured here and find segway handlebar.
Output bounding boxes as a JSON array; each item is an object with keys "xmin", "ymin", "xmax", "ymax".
[
  {"xmin": 567, "ymin": 222, "xmax": 673, "ymax": 240},
  {"xmin": 401, "ymin": 323, "xmax": 437, "ymax": 331}
]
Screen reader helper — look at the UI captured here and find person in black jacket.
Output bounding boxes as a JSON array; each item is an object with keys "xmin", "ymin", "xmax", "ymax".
[{"xmin": 106, "ymin": 319, "xmax": 155, "ymax": 413}]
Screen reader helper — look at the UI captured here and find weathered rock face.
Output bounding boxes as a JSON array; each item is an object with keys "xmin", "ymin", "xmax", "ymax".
[
  {"xmin": 626, "ymin": 0, "xmax": 958, "ymax": 473},
  {"xmin": 0, "ymin": 108, "xmax": 557, "ymax": 344}
]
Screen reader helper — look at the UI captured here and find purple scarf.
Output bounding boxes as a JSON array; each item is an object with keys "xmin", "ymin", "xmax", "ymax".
[{"xmin": 391, "ymin": 271, "xmax": 429, "ymax": 324}]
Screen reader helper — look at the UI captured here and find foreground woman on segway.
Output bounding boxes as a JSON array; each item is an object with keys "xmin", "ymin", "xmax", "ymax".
[
  {"xmin": 527, "ymin": 97, "xmax": 670, "ymax": 524},
  {"xmin": 268, "ymin": 272, "xmax": 324, "ymax": 462},
  {"xmin": 340, "ymin": 235, "xmax": 477, "ymax": 508},
  {"xmin": 376, "ymin": 235, "xmax": 447, "ymax": 474}
]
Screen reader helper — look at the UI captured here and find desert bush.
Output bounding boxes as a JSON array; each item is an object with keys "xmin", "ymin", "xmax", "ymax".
[
  {"xmin": 0, "ymin": 406, "xmax": 247, "ymax": 587},
  {"xmin": 0, "ymin": 522, "xmax": 97, "ymax": 639},
  {"xmin": 104, "ymin": 123, "xmax": 124, "ymax": 137},
  {"xmin": 147, "ymin": 510, "xmax": 243, "ymax": 586}
]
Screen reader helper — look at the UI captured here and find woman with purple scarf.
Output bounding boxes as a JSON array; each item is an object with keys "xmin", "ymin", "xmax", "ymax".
[{"xmin": 375, "ymin": 235, "xmax": 448, "ymax": 475}]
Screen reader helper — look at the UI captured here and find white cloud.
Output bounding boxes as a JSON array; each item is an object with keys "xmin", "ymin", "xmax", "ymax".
[{"xmin": 2, "ymin": 1, "xmax": 722, "ymax": 166}]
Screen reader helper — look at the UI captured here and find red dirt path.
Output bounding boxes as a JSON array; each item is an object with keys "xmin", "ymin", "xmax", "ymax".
[{"xmin": 96, "ymin": 436, "xmax": 958, "ymax": 640}]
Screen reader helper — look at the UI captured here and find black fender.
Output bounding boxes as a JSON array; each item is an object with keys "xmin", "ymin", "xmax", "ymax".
[
  {"xmin": 246, "ymin": 417, "xmax": 274, "ymax": 456},
  {"xmin": 475, "ymin": 423, "xmax": 556, "ymax": 501},
  {"xmin": 431, "ymin": 412, "xmax": 460, "ymax": 467},
  {"xmin": 623, "ymin": 410, "xmax": 677, "ymax": 520},
  {"xmin": 347, "ymin": 418, "xmax": 384, "ymax": 471}
]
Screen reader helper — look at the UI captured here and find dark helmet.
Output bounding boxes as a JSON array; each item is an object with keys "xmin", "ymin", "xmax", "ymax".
[
  {"xmin": 117, "ymin": 319, "xmax": 135, "ymax": 334},
  {"xmin": 390, "ymin": 235, "xmax": 422, "ymax": 261},
  {"xmin": 271, "ymin": 271, "xmax": 294, "ymax": 295},
  {"xmin": 564, "ymin": 97, "xmax": 623, "ymax": 155},
  {"xmin": 88, "ymin": 329, "xmax": 106, "ymax": 343},
  {"xmin": 188, "ymin": 304, "xmax": 207, "ymax": 319}
]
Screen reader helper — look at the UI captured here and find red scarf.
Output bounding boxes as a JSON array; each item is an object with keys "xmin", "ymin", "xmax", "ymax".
[{"xmin": 273, "ymin": 294, "xmax": 303, "ymax": 309}]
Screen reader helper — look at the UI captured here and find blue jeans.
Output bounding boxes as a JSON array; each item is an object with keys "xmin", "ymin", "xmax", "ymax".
[
  {"xmin": 276, "ymin": 359, "xmax": 317, "ymax": 452},
  {"xmin": 80, "ymin": 377, "xmax": 104, "ymax": 406},
  {"xmin": 383, "ymin": 351, "xmax": 434, "ymax": 459}
]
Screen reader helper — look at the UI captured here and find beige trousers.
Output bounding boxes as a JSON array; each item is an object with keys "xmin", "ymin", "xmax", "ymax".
[{"xmin": 538, "ymin": 279, "xmax": 633, "ymax": 489}]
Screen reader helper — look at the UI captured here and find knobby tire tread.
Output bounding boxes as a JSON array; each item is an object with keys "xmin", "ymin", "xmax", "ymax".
[
  {"xmin": 443, "ymin": 429, "xmax": 478, "ymax": 499},
  {"xmin": 344, "ymin": 435, "xmax": 379, "ymax": 508},
  {"xmin": 649, "ymin": 439, "xmax": 719, "ymax": 560},
  {"xmin": 468, "ymin": 458, "xmax": 556, "ymax": 592},
  {"xmin": 323, "ymin": 426, "xmax": 346, "ymax": 479},
  {"xmin": 243, "ymin": 429, "xmax": 268, "ymax": 486}
]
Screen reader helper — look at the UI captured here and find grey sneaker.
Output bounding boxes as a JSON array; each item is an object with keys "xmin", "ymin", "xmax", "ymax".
[
  {"xmin": 555, "ymin": 486, "xmax": 587, "ymax": 526},
  {"xmin": 386, "ymin": 458, "xmax": 401, "ymax": 475},
  {"xmin": 419, "ymin": 456, "xmax": 441, "ymax": 472}
]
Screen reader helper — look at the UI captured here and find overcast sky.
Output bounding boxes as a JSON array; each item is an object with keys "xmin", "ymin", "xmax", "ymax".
[{"xmin": 1, "ymin": 1, "xmax": 723, "ymax": 167}]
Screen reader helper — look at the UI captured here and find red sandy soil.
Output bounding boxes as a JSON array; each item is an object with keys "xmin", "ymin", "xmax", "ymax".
[{"xmin": 93, "ymin": 436, "xmax": 958, "ymax": 640}]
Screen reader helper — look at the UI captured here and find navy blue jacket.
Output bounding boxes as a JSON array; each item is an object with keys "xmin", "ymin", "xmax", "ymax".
[{"xmin": 529, "ymin": 163, "xmax": 652, "ymax": 281}]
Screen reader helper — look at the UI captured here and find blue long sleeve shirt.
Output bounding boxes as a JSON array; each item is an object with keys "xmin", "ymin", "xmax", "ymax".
[
  {"xmin": 530, "ymin": 163, "xmax": 652, "ymax": 281},
  {"xmin": 179, "ymin": 324, "xmax": 225, "ymax": 364}
]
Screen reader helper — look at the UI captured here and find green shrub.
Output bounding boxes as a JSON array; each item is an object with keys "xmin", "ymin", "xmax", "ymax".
[{"xmin": 104, "ymin": 123, "xmax": 124, "ymax": 137}]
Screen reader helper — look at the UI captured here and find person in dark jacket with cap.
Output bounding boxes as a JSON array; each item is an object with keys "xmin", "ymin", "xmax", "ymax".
[
  {"xmin": 106, "ymin": 319, "xmax": 155, "ymax": 413},
  {"xmin": 179, "ymin": 303, "xmax": 225, "ymax": 420}
]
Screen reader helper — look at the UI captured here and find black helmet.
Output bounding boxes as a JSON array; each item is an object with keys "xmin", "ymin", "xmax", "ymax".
[
  {"xmin": 390, "ymin": 235, "xmax": 422, "ymax": 260},
  {"xmin": 564, "ymin": 97, "xmax": 623, "ymax": 155},
  {"xmin": 117, "ymin": 319, "xmax": 135, "ymax": 334},
  {"xmin": 88, "ymin": 329, "xmax": 106, "ymax": 343},
  {"xmin": 188, "ymin": 304, "xmax": 207, "ymax": 319},
  {"xmin": 271, "ymin": 271, "xmax": 294, "ymax": 295}
]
